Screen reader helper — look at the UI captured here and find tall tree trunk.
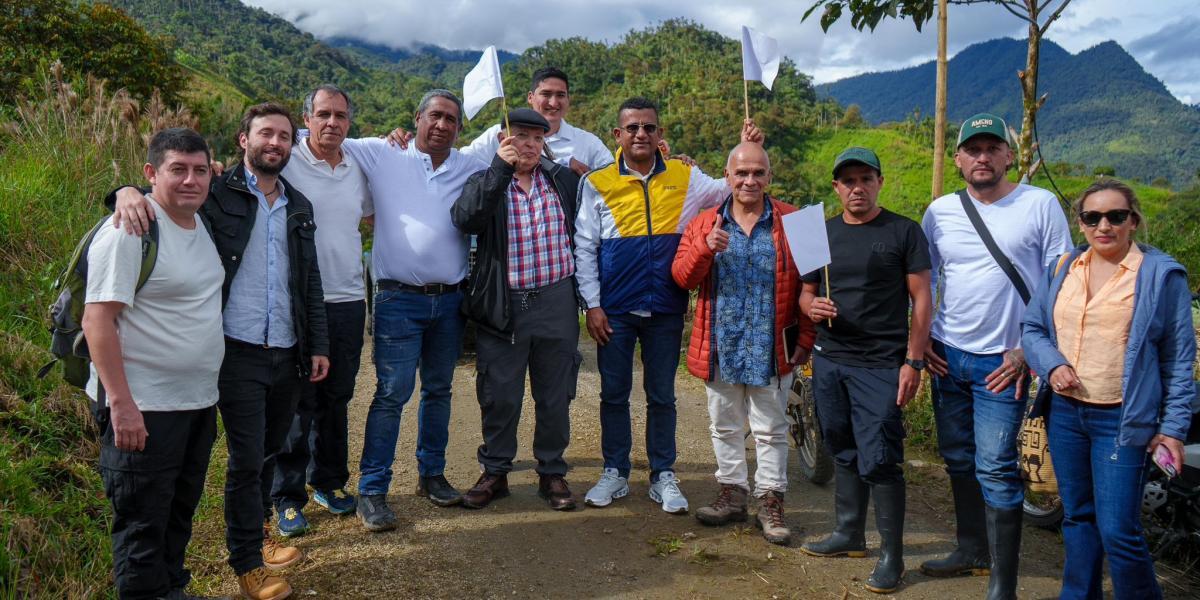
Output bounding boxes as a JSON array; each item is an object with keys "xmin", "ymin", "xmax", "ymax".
[
  {"xmin": 932, "ymin": 0, "xmax": 948, "ymax": 198},
  {"xmin": 1017, "ymin": 2, "xmax": 1041, "ymax": 180}
]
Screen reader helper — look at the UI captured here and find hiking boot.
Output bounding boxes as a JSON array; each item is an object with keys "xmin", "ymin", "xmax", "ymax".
[
  {"xmin": 585, "ymin": 468, "xmax": 629, "ymax": 508},
  {"xmin": 312, "ymin": 488, "xmax": 356, "ymax": 515},
  {"xmin": 357, "ymin": 493, "xmax": 398, "ymax": 532},
  {"xmin": 755, "ymin": 491, "xmax": 791, "ymax": 545},
  {"xmin": 538, "ymin": 474, "xmax": 577, "ymax": 510},
  {"xmin": 984, "ymin": 505, "xmax": 1023, "ymax": 600},
  {"xmin": 261, "ymin": 522, "xmax": 303, "ymax": 570},
  {"xmin": 462, "ymin": 472, "xmax": 510, "ymax": 509},
  {"xmin": 275, "ymin": 506, "xmax": 308, "ymax": 538},
  {"xmin": 237, "ymin": 567, "xmax": 291, "ymax": 600},
  {"xmin": 801, "ymin": 464, "xmax": 869, "ymax": 557},
  {"xmin": 695, "ymin": 484, "xmax": 749, "ymax": 526},
  {"xmin": 416, "ymin": 474, "xmax": 464, "ymax": 507},
  {"xmin": 649, "ymin": 471, "xmax": 689, "ymax": 514},
  {"xmin": 920, "ymin": 476, "xmax": 991, "ymax": 577},
  {"xmin": 865, "ymin": 483, "xmax": 906, "ymax": 594}
]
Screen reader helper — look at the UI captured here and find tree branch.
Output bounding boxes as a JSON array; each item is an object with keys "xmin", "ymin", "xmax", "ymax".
[{"xmin": 1037, "ymin": 0, "xmax": 1072, "ymax": 35}]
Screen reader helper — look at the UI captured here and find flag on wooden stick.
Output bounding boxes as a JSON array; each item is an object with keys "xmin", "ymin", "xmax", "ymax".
[
  {"xmin": 741, "ymin": 26, "xmax": 780, "ymax": 119},
  {"xmin": 462, "ymin": 45, "xmax": 505, "ymax": 120}
]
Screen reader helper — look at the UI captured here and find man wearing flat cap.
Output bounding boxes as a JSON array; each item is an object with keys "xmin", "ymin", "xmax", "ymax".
[
  {"xmin": 451, "ymin": 108, "xmax": 584, "ymax": 510},
  {"xmin": 799, "ymin": 147, "xmax": 932, "ymax": 594}
]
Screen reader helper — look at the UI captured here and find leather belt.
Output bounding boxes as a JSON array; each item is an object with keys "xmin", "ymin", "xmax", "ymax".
[{"xmin": 377, "ymin": 279, "xmax": 464, "ymax": 295}]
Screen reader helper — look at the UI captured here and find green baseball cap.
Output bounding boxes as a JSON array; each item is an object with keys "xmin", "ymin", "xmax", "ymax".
[
  {"xmin": 832, "ymin": 146, "xmax": 882, "ymax": 178},
  {"xmin": 957, "ymin": 113, "xmax": 1010, "ymax": 147}
]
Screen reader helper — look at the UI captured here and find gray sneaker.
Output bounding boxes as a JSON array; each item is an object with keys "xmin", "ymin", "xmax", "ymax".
[
  {"xmin": 357, "ymin": 493, "xmax": 398, "ymax": 532},
  {"xmin": 649, "ymin": 471, "xmax": 689, "ymax": 514}
]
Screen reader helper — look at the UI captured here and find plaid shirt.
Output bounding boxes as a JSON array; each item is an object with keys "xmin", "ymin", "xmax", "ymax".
[{"xmin": 506, "ymin": 168, "xmax": 574, "ymax": 289}]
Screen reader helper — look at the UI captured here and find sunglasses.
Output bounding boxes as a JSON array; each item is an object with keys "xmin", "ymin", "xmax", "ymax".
[
  {"xmin": 1078, "ymin": 209, "xmax": 1132, "ymax": 227},
  {"xmin": 621, "ymin": 122, "xmax": 659, "ymax": 135}
]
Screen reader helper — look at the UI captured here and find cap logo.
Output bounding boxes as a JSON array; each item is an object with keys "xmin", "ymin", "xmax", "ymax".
[{"xmin": 971, "ymin": 118, "xmax": 994, "ymax": 128}]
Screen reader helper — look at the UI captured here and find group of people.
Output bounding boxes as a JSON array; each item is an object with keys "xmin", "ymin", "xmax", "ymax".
[{"xmin": 80, "ymin": 63, "xmax": 1194, "ymax": 600}]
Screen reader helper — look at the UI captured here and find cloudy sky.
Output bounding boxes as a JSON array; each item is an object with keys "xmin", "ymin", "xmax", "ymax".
[{"xmin": 243, "ymin": 0, "xmax": 1199, "ymax": 104}]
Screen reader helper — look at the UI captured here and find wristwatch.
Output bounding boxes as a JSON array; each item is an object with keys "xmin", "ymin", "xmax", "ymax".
[{"xmin": 904, "ymin": 358, "xmax": 926, "ymax": 371}]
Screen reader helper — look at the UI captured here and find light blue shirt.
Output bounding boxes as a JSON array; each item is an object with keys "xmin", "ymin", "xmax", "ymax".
[
  {"xmin": 714, "ymin": 201, "xmax": 776, "ymax": 386},
  {"xmin": 223, "ymin": 170, "xmax": 296, "ymax": 348}
]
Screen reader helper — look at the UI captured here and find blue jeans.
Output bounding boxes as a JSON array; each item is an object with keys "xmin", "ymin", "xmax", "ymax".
[
  {"xmin": 596, "ymin": 312, "xmax": 683, "ymax": 481},
  {"xmin": 358, "ymin": 289, "xmax": 464, "ymax": 495},
  {"xmin": 930, "ymin": 340, "xmax": 1026, "ymax": 509},
  {"xmin": 1049, "ymin": 394, "xmax": 1161, "ymax": 600}
]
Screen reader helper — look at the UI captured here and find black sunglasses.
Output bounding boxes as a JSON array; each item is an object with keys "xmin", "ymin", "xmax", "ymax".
[
  {"xmin": 621, "ymin": 122, "xmax": 658, "ymax": 135},
  {"xmin": 1078, "ymin": 209, "xmax": 1132, "ymax": 227}
]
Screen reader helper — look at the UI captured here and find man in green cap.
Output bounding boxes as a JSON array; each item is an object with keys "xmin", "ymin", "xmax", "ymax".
[
  {"xmin": 798, "ymin": 147, "xmax": 932, "ymax": 594},
  {"xmin": 918, "ymin": 114, "xmax": 1070, "ymax": 600}
]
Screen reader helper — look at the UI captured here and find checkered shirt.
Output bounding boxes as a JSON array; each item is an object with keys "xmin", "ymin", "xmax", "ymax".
[{"xmin": 505, "ymin": 168, "xmax": 574, "ymax": 289}]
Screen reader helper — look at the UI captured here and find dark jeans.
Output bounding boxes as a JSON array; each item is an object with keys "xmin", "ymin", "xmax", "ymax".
[
  {"xmin": 97, "ymin": 404, "xmax": 216, "ymax": 599},
  {"xmin": 1049, "ymin": 394, "xmax": 1162, "ymax": 600},
  {"xmin": 273, "ymin": 300, "xmax": 366, "ymax": 508},
  {"xmin": 474, "ymin": 278, "xmax": 581, "ymax": 476},
  {"xmin": 596, "ymin": 311, "xmax": 683, "ymax": 481},
  {"xmin": 929, "ymin": 340, "xmax": 1026, "ymax": 509},
  {"xmin": 811, "ymin": 354, "xmax": 905, "ymax": 485},
  {"xmin": 218, "ymin": 340, "xmax": 300, "ymax": 575},
  {"xmin": 358, "ymin": 289, "xmax": 464, "ymax": 495}
]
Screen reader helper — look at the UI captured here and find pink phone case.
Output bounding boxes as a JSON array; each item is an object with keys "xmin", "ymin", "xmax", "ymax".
[{"xmin": 1153, "ymin": 445, "xmax": 1177, "ymax": 478}]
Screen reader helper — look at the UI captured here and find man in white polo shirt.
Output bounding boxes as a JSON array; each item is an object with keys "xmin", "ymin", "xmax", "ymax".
[
  {"xmin": 271, "ymin": 85, "xmax": 375, "ymax": 536},
  {"xmin": 341, "ymin": 89, "xmax": 489, "ymax": 531}
]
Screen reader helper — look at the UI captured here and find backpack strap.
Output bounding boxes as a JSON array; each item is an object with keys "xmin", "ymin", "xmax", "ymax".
[
  {"xmin": 1052, "ymin": 253, "xmax": 1070, "ymax": 278},
  {"xmin": 134, "ymin": 220, "xmax": 159, "ymax": 292},
  {"xmin": 957, "ymin": 189, "xmax": 1031, "ymax": 305}
]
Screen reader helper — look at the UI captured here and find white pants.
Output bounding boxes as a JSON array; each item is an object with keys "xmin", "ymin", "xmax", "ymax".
[{"xmin": 705, "ymin": 374, "xmax": 793, "ymax": 496}]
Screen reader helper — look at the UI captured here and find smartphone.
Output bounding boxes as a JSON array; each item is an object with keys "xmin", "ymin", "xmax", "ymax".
[{"xmin": 1153, "ymin": 445, "xmax": 1178, "ymax": 479}]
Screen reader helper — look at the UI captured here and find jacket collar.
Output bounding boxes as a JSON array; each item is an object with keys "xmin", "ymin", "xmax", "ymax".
[{"xmin": 614, "ymin": 148, "xmax": 666, "ymax": 178}]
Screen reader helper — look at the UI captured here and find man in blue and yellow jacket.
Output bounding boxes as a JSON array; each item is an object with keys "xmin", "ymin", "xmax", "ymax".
[{"xmin": 574, "ymin": 96, "xmax": 762, "ymax": 513}]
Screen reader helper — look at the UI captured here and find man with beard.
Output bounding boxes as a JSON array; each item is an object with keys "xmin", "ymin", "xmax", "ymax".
[
  {"xmin": 111, "ymin": 103, "xmax": 330, "ymax": 599},
  {"xmin": 918, "ymin": 114, "xmax": 1070, "ymax": 600}
]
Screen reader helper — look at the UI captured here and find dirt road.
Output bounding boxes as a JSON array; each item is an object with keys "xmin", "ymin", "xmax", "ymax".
[{"xmin": 189, "ymin": 335, "xmax": 1192, "ymax": 599}]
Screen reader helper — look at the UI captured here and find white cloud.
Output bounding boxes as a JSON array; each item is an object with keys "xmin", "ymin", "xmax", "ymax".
[{"xmin": 242, "ymin": 0, "xmax": 1199, "ymax": 103}]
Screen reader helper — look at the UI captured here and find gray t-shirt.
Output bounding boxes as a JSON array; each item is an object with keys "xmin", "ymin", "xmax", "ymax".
[{"xmin": 85, "ymin": 196, "xmax": 225, "ymax": 411}]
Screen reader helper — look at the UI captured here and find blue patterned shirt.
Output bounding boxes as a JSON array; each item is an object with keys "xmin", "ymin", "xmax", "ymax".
[
  {"xmin": 222, "ymin": 170, "xmax": 296, "ymax": 348},
  {"xmin": 714, "ymin": 201, "xmax": 776, "ymax": 386}
]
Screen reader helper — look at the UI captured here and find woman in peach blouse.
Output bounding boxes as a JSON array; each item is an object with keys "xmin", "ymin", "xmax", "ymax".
[{"xmin": 1022, "ymin": 179, "xmax": 1195, "ymax": 600}]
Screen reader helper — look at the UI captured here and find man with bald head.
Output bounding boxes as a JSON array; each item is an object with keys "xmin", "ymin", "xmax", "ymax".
[{"xmin": 672, "ymin": 142, "xmax": 814, "ymax": 545}]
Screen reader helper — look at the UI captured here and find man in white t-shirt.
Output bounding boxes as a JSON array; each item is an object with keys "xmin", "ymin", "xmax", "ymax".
[
  {"xmin": 82, "ymin": 128, "xmax": 225, "ymax": 599},
  {"xmin": 270, "ymin": 85, "xmax": 375, "ymax": 535},
  {"xmin": 918, "ymin": 113, "xmax": 1071, "ymax": 599}
]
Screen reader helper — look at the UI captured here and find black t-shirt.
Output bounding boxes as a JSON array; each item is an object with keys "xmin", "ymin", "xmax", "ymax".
[{"xmin": 801, "ymin": 208, "xmax": 931, "ymax": 368}]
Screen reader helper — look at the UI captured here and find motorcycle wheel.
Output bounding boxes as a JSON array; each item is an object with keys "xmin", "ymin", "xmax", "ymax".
[
  {"xmin": 1023, "ymin": 489, "xmax": 1064, "ymax": 529},
  {"xmin": 787, "ymin": 372, "xmax": 834, "ymax": 485}
]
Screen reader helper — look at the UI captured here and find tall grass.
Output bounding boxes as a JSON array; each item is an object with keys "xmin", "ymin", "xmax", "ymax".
[{"xmin": 0, "ymin": 62, "xmax": 194, "ymax": 598}]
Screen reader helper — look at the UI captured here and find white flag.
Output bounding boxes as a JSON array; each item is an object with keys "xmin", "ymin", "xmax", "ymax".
[
  {"xmin": 741, "ymin": 26, "xmax": 780, "ymax": 90},
  {"xmin": 462, "ymin": 45, "xmax": 504, "ymax": 120},
  {"xmin": 782, "ymin": 203, "xmax": 831, "ymax": 277}
]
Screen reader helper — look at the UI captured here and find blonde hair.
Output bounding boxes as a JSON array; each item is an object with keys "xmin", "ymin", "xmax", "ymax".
[{"xmin": 1073, "ymin": 178, "xmax": 1143, "ymax": 227}]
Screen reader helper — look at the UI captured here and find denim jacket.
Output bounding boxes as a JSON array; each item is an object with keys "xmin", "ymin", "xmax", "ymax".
[{"xmin": 1022, "ymin": 243, "xmax": 1195, "ymax": 447}]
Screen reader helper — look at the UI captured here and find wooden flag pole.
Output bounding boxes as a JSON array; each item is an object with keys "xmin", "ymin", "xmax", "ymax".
[
  {"xmin": 501, "ymin": 96, "xmax": 511, "ymax": 137},
  {"xmin": 743, "ymin": 79, "xmax": 751, "ymax": 121},
  {"xmin": 823, "ymin": 265, "xmax": 832, "ymax": 327}
]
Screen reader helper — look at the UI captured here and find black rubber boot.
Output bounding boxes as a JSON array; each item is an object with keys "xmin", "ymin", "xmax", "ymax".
[
  {"xmin": 801, "ymin": 464, "xmax": 869, "ymax": 557},
  {"xmin": 865, "ymin": 483, "xmax": 906, "ymax": 593},
  {"xmin": 920, "ymin": 476, "xmax": 991, "ymax": 577},
  {"xmin": 984, "ymin": 505, "xmax": 1022, "ymax": 600}
]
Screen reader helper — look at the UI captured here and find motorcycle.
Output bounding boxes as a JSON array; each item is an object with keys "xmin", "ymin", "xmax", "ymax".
[{"xmin": 786, "ymin": 362, "xmax": 834, "ymax": 484}]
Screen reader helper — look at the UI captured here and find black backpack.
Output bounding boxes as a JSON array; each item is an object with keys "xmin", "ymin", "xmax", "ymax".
[{"xmin": 37, "ymin": 218, "xmax": 159, "ymax": 388}]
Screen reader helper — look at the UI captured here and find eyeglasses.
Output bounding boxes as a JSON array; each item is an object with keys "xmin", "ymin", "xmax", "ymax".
[
  {"xmin": 1078, "ymin": 209, "xmax": 1132, "ymax": 227},
  {"xmin": 621, "ymin": 122, "xmax": 658, "ymax": 135}
]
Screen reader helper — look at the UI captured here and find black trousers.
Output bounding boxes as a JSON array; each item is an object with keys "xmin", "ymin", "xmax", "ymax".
[
  {"xmin": 812, "ymin": 353, "xmax": 906, "ymax": 485},
  {"xmin": 97, "ymin": 404, "xmax": 217, "ymax": 599},
  {"xmin": 474, "ymin": 277, "xmax": 581, "ymax": 476},
  {"xmin": 273, "ymin": 300, "xmax": 366, "ymax": 508},
  {"xmin": 218, "ymin": 340, "xmax": 300, "ymax": 575}
]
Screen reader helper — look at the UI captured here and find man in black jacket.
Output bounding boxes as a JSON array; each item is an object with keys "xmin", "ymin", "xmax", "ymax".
[
  {"xmin": 451, "ymin": 108, "xmax": 582, "ymax": 510},
  {"xmin": 111, "ymin": 103, "xmax": 329, "ymax": 599}
]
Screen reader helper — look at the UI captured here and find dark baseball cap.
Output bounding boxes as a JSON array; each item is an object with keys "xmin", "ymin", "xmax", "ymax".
[
  {"xmin": 504, "ymin": 108, "xmax": 550, "ymax": 132},
  {"xmin": 957, "ymin": 113, "xmax": 1009, "ymax": 147},
  {"xmin": 832, "ymin": 146, "xmax": 882, "ymax": 178}
]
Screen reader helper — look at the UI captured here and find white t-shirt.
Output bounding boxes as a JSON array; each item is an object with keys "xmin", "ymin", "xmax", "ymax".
[
  {"xmin": 284, "ymin": 139, "xmax": 374, "ymax": 303},
  {"xmin": 922, "ymin": 184, "xmax": 1072, "ymax": 354},
  {"xmin": 460, "ymin": 119, "xmax": 612, "ymax": 169},
  {"xmin": 341, "ymin": 138, "xmax": 488, "ymax": 285},
  {"xmin": 85, "ymin": 196, "xmax": 225, "ymax": 411}
]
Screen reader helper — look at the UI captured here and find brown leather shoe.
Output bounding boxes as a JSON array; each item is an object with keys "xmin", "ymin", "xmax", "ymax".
[
  {"xmin": 462, "ymin": 472, "xmax": 509, "ymax": 509},
  {"xmin": 262, "ymin": 522, "xmax": 303, "ymax": 570},
  {"xmin": 237, "ymin": 567, "xmax": 292, "ymax": 600},
  {"xmin": 538, "ymin": 474, "xmax": 577, "ymax": 510}
]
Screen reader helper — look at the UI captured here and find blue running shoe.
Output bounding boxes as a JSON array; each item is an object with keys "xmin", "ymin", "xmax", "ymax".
[
  {"xmin": 276, "ymin": 506, "xmax": 309, "ymax": 537},
  {"xmin": 313, "ymin": 488, "xmax": 357, "ymax": 515}
]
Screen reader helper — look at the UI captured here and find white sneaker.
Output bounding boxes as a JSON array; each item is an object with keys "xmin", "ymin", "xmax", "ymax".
[
  {"xmin": 649, "ymin": 471, "xmax": 689, "ymax": 514},
  {"xmin": 585, "ymin": 468, "xmax": 629, "ymax": 507}
]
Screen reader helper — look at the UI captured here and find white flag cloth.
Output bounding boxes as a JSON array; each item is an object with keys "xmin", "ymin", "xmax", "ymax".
[
  {"xmin": 782, "ymin": 203, "xmax": 831, "ymax": 276},
  {"xmin": 462, "ymin": 45, "xmax": 504, "ymax": 119},
  {"xmin": 741, "ymin": 26, "xmax": 780, "ymax": 90}
]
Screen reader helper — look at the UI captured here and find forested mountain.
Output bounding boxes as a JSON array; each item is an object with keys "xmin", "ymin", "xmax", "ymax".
[
  {"xmin": 818, "ymin": 38, "xmax": 1200, "ymax": 186},
  {"xmin": 328, "ymin": 39, "xmax": 519, "ymax": 87}
]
